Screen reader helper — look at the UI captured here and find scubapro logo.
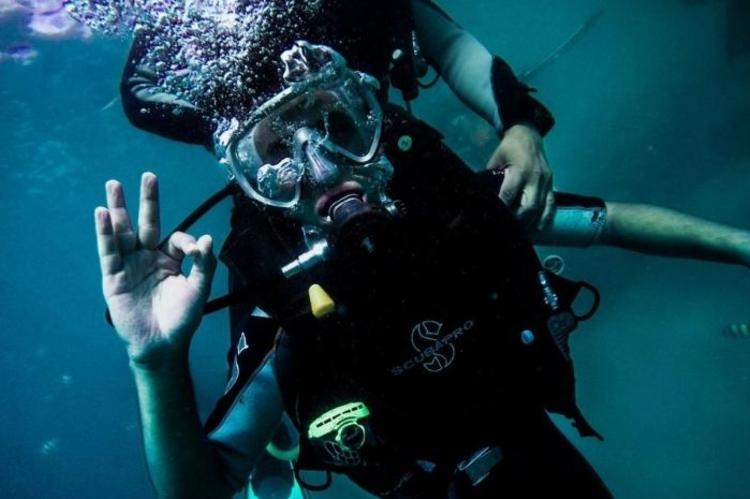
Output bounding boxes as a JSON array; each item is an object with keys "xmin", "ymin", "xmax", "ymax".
[
  {"xmin": 412, "ymin": 320, "xmax": 454, "ymax": 372},
  {"xmin": 390, "ymin": 319, "xmax": 475, "ymax": 376}
]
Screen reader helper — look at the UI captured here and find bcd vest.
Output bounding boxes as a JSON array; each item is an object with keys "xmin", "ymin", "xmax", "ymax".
[{"xmin": 220, "ymin": 107, "xmax": 601, "ymax": 497}]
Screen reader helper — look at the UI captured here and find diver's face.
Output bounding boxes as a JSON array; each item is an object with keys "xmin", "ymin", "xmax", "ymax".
[{"xmin": 245, "ymin": 125, "xmax": 388, "ymax": 227}]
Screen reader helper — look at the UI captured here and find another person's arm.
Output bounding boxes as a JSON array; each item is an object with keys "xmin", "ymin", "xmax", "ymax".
[
  {"xmin": 534, "ymin": 194, "xmax": 750, "ymax": 267},
  {"xmin": 413, "ymin": 0, "xmax": 556, "ymax": 229},
  {"xmin": 95, "ymin": 173, "xmax": 280, "ymax": 498},
  {"xmin": 598, "ymin": 202, "xmax": 750, "ymax": 266}
]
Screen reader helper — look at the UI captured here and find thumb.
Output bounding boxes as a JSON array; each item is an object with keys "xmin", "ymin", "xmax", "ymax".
[
  {"xmin": 187, "ymin": 235, "xmax": 217, "ymax": 297},
  {"xmin": 486, "ymin": 144, "xmax": 508, "ymax": 170}
]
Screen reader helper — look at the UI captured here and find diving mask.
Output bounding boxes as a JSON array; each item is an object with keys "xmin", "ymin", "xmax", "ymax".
[{"xmin": 215, "ymin": 42, "xmax": 391, "ymax": 210}]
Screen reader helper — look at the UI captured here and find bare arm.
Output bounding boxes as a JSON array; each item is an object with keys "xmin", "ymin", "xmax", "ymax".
[
  {"xmin": 131, "ymin": 357, "xmax": 238, "ymax": 499},
  {"xmin": 533, "ymin": 197, "xmax": 750, "ymax": 268},
  {"xmin": 95, "ymin": 174, "xmax": 278, "ymax": 498},
  {"xmin": 412, "ymin": 0, "xmax": 501, "ymax": 131},
  {"xmin": 600, "ymin": 202, "xmax": 750, "ymax": 267}
]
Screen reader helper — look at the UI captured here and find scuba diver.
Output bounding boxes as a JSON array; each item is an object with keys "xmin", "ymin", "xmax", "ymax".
[
  {"xmin": 119, "ymin": 2, "xmax": 560, "ymax": 497},
  {"xmin": 105, "ymin": 2, "xmax": 750, "ymax": 497},
  {"xmin": 100, "ymin": 41, "xmax": 613, "ymax": 498},
  {"xmin": 99, "ymin": 39, "xmax": 750, "ymax": 498}
]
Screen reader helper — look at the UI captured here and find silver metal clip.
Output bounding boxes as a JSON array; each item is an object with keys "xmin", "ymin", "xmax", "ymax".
[{"xmin": 457, "ymin": 446, "xmax": 503, "ymax": 487}]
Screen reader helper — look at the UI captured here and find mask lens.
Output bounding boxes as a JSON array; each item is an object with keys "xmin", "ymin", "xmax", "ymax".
[{"xmin": 326, "ymin": 108, "xmax": 366, "ymax": 154}]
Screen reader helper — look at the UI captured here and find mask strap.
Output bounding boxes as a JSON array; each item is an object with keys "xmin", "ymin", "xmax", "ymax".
[{"xmin": 157, "ymin": 182, "xmax": 241, "ymax": 249}]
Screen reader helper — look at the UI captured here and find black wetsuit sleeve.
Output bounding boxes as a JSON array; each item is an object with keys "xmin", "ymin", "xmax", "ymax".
[
  {"xmin": 412, "ymin": 0, "xmax": 554, "ymax": 136},
  {"xmin": 120, "ymin": 31, "xmax": 215, "ymax": 149}
]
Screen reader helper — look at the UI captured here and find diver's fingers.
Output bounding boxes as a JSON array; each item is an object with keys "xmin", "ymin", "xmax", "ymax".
[
  {"xmin": 95, "ymin": 207, "xmax": 122, "ymax": 276},
  {"xmin": 539, "ymin": 190, "xmax": 556, "ymax": 231},
  {"xmin": 164, "ymin": 231, "xmax": 196, "ymax": 263},
  {"xmin": 498, "ymin": 166, "xmax": 524, "ymax": 208},
  {"xmin": 106, "ymin": 180, "xmax": 137, "ymax": 253},
  {"xmin": 137, "ymin": 172, "xmax": 160, "ymax": 250},
  {"xmin": 515, "ymin": 167, "xmax": 543, "ymax": 226},
  {"xmin": 187, "ymin": 235, "xmax": 217, "ymax": 294}
]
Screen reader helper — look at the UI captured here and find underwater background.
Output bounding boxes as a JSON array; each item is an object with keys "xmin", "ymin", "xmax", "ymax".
[{"xmin": 1, "ymin": 0, "xmax": 748, "ymax": 497}]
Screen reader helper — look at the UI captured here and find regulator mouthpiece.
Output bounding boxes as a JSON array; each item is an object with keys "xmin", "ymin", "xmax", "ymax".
[{"xmin": 329, "ymin": 194, "xmax": 371, "ymax": 224}]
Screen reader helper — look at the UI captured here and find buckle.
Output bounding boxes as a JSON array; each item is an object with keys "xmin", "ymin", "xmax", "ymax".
[{"xmin": 456, "ymin": 446, "xmax": 503, "ymax": 487}]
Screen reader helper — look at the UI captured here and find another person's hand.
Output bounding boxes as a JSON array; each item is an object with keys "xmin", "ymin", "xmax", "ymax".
[
  {"xmin": 94, "ymin": 172, "xmax": 217, "ymax": 367},
  {"xmin": 486, "ymin": 123, "xmax": 555, "ymax": 231}
]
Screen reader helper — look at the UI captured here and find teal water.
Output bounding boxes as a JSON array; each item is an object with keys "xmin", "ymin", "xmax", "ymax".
[{"xmin": 1, "ymin": 1, "xmax": 748, "ymax": 498}]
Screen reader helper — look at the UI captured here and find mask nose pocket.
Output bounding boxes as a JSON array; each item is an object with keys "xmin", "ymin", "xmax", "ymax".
[{"xmin": 295, "ymin": 127, "xmax": 341, "ymax": 185}]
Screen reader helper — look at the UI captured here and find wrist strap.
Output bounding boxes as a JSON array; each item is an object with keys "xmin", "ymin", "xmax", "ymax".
[{"xmin": 491, "ymin": 56, "xmax": 555, "ymax": 137}]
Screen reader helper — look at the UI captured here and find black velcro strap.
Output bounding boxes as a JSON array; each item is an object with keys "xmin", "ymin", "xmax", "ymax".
[
  {"xmin": 491, "ymin": 56, "xmax": 555, "ymax": 136},
  {"xmin": 555, "ymin": 192, "xmax": 606, "ymax": 210}
]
